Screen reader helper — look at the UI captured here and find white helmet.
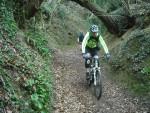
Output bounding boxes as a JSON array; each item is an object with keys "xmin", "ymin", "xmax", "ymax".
[{"xmin": 90, "ymin": 25, "xmax": 99, "ymax": 33}]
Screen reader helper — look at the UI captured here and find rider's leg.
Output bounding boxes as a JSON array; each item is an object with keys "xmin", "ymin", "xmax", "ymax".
[
  {"xmin": 85, "ymin": 58, "xmax": 91, "ymax": 72},
  {"xmin": 84, "ymin": 52, "xmax": 91, "ymax": 80},
  {"xmin": 93, "ymin": 55, "xmax": 100, "ymax": 66},
  {"xmin": 91, "ymin": 48, "xmax": 100, "ymax": 66}
]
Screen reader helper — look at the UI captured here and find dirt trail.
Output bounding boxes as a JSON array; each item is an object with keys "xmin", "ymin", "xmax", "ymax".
[{"xmin": 52, "ymin": 46, "xmax": 149, "ymax": 113}]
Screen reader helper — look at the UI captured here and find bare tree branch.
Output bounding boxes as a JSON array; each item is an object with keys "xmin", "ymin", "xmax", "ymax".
[{"xmin": 69, "ymin": 0, "xmax": 135, "ymax": 35}]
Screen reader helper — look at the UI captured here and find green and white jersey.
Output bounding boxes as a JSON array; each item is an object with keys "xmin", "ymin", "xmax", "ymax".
[{"xmin": 82, "ymin": 32, "xmax": 109, "ymax": 54}]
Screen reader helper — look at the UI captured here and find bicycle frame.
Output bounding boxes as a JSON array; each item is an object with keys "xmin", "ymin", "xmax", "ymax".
[
  {"xmin": 90, "ymin": 58, "xmax": 101, "ymax": 86},
  {"xmin": 85, "ymin": 55, "xmax": 103, "ymax": 99},
  {"xmin": 85, "ymin": 56, "xmax": 103, "ymax": 99}
]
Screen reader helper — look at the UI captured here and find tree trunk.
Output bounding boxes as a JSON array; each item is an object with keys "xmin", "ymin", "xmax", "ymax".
[
  {"xmin": 14, "ymin": 0, "xmax": 44, "ymax": 27},
  {"xmin": 70, "ymin": 0, "xmax": 135, "ymax": 35}
]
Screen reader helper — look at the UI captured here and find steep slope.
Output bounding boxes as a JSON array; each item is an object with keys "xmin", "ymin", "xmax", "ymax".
[
  {"xmin": 0, "ymin": 1, "xmax": 53, "ymax": 112},
  {"xmin": 108, "ymin": 26, "xmax": 150, "ymax": 95},
  {"xmin": 0, "ymin": 1, "xmax": 89, "ymax": 112}
]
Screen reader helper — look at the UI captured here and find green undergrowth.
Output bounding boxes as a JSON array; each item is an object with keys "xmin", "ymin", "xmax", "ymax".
[
  {"xmin": 110, "ymin": 27, "xmax": 150, "ymax": 96},
  {"xmin": 0, "ymin": 0, "xmax": 53, "ymax": 112},
  {"xmin": 25, "ymin": 27, "xmax": 51, "ymax": 57}
]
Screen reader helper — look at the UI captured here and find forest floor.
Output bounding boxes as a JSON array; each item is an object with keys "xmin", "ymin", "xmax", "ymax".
[{"xmin": 52, "ymin": 45, "xmax": 149, "ymax": 113}]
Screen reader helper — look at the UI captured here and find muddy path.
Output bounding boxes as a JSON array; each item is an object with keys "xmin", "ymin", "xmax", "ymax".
[{"xmin": 52, "ymin": 46, "xmax": 149, "ymax": 113}]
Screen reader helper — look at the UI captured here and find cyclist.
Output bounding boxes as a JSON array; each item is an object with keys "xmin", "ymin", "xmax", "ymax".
[{"xmin": 82, "ymin": 24, "xmax": 110, "ymax": 80}]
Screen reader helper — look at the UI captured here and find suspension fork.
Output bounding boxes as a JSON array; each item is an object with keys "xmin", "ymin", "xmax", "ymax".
[
  {"xmin": 93, "ymin": 59, "xmax": 99, "ymax": 86},
  {"xmin": 93, "ymin": 68, "xmax": 97, "ymax": 86}
]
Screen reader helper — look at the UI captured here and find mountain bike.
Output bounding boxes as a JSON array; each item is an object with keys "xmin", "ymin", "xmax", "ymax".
[{"xmin": 86, "ymin": 56, "xmax": 102, "ymax": 100}]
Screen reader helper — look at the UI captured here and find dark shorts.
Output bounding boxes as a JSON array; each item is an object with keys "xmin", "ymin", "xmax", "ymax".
[
  {"xmin": 84, "ymin": 47, "xmax": 100, "ymax": 68},
  {"xmin": 85, "ymin": 47, "xmax": 100, "ymax": 57}
]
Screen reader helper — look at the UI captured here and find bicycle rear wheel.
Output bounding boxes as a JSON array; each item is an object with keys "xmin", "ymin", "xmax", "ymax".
[{"xmin": 94, "ymin": 70, "xmax": 102, "ymax": 100}]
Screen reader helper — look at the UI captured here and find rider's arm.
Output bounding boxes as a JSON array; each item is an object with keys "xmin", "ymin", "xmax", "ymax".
[
  {"xmin": 82, "ymin": 32, "xmax": 89, "ymax": 53},
  {"xmin": 99, "ymin": 35, "xmax": 109, "ymax": 54}
]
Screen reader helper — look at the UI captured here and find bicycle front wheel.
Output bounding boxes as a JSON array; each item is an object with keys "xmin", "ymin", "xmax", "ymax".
[{"xmin": 94, "ymin": 70, "xmax": 102, "ymax": 100}]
